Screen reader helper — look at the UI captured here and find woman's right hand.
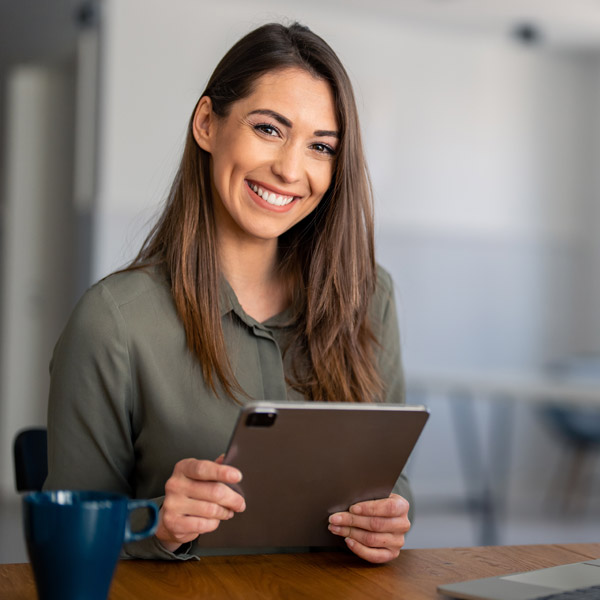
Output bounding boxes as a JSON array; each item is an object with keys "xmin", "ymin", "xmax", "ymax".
[{"xmin": 155, "ymin": 457, "xmax": 246, "ymax": 553}]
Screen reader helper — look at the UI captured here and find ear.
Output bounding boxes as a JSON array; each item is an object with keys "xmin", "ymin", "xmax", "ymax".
[{"xmin": 192, "ymin": 96, "xmax": 216, "ymax": 152}]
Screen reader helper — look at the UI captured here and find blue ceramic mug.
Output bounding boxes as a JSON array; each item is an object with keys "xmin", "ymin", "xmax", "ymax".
[{"xmin": 23, "ymin": 490, "xmax": 159, "ymax": 600}]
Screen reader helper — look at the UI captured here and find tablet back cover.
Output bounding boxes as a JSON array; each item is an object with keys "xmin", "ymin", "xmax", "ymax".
[{"xmin": 194, "ymin": 402, "xmax": 428, "ymax": 550}]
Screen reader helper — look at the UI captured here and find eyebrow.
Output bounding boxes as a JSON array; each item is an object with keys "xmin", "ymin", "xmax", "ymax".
[{"xmin": 248, "ymin": 109, "xmax": 339, "ymax": 139}]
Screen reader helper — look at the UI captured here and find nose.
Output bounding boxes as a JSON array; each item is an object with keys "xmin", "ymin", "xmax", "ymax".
[{"xmin": 271, "ymin": 142, "xmax": 303, "ymax": 184}]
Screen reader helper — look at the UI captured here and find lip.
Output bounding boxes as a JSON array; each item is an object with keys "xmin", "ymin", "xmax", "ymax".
[
  {"xmin": 246, "ymin": 179, "xmax": 302, "ymax": 199},
  {"xmin": 245, "ymin": 179, "xmax": 301, "ymax": 213}
]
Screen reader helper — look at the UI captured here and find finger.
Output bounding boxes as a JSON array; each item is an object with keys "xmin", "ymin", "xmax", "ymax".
[
  {"xmin": 329, "ymin": 512, "xmax": 410, "ymax": 534},
  {"xmin": 179, "ymin": 515, "xmax": 222, "ymax": 535},
  {"xmin": 187, "ymin": 481, "xmax": 246, "ymax": 512},
  {"xmin": 177, "ymin": 458, "xmax": 242, "ymax": 484},
  {"xmin": 171, "ymin": 497, "xmax": 236, "ymax": 521},
  {"xmin": 345, "ymin": 537, "xmax": 401, "ymax": 564},
  {"xmin": 164, "ymin": 476, "xmax": 246, "ymax": 512},
  {"xmin": 328, "ymin": 524, "xmax": 404, "ymax": 550},
  {"xmin": 160, "ymin": 511, "xmax": 222, "ymax": 541},
  {"xmin": 215, "ymin": 454, "xmax": 225, "ymax": 464},
  {"xmin": 349, "ymin": 494, "xmax": 409, "ymax": 518}
]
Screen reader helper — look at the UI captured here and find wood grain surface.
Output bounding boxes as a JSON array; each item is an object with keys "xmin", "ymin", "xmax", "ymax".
[{"xmin": 1, "ymin": 544, "xmax": 599, "ymax": 599}]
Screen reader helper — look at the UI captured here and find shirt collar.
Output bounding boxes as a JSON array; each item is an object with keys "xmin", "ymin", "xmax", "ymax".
[
  {"xmin": 219, "ymin": 277, "xmax": 296, "ymax": 329},
  {"xmin": 219, "ymin": 277, "xmax": 238, "ymax": 318}
]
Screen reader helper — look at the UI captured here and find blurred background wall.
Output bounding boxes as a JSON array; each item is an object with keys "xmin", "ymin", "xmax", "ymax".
[{"xmin": 2, "ymin": 0, "xmax": 600, "ymax": 548}]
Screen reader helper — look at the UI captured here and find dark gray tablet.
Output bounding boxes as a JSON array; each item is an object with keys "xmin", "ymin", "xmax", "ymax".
[{"xmin": 194, "ymin": 401, "xmax": 429, "ymax": 551}]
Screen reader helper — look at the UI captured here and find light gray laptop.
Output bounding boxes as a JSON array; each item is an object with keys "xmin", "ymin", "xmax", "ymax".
[{"xmin": 439, "ymin": 558, "xmax": 600, "ymax": 600}]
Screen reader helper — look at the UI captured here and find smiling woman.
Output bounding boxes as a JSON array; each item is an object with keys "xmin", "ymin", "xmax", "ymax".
[{"xmin": 44, "ymin": 22, "xmax": 412, "ymax": 565}]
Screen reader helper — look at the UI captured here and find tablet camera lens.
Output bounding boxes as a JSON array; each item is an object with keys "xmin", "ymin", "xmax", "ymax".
[{"xmin": 246, "ymin": 412, "xmax": 277, "ymax": 427}]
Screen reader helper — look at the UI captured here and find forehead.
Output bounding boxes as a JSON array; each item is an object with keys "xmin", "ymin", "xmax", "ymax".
[{"xmin": 236, "ymin": 68, "xmax": 338, "ymax": 129}]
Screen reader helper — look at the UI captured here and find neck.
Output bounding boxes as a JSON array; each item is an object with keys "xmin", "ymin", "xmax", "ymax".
[
  {"xmin": 219, "ymin": 235, "xmax": 279, "ymax": 287},
  {"xmin": 218, "ymin": 233, "xmax": 290, "ymax": 322}
]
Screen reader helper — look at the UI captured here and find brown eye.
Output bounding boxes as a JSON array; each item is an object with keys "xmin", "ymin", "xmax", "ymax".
[
  {"xmin": 312, "ymin": 143, "xmax": 336, "ymax": 156},
  {"xmin": 254, "ymin": 124, "xmax": 280, "ymax": 137}
]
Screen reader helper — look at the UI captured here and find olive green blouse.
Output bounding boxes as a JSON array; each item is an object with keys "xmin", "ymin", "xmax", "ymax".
[{"xmin": 44, "ymin": 264, "xmax": 411, "ymax": 560}]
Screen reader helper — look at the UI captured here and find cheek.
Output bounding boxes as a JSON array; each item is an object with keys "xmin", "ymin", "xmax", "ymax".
[
  {"xmin": 210, "ymin": 148, "xmax": 241, "ymax": 193},
  {"xmin": 210, "ymin": 129, "xmax": 249, "ymax": 175},
  {"xmin": 303, "ymin": 184, "xmax": 331, "ymax": 218},
  {"xmin": 312, "ymin": 163, "xmax": 335, "ymax": 196}
]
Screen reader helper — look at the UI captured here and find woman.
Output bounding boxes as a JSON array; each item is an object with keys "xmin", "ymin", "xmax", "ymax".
[{"xmin": 45, "ymin": 22, "xmax": 412, "ymax": 564}]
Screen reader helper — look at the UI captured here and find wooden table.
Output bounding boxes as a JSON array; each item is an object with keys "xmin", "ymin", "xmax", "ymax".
[{"xmin": 2, "ymin": 543, "xmax": 599, "ymax": 599}]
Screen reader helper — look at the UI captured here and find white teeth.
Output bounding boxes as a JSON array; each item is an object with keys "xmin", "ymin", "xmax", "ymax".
[{"xmin": 249, "ymin": 182, "xmax": 294, "ymax": 206}]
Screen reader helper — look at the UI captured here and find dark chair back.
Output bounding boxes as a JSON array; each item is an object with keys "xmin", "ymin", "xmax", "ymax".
[
  {"xmin": 13, "ymin": 428, "xmax": 48, "ymax": 492},
  {"xmin": 540, "ymin": 355, "xmax": 600, "ymax": 446}
]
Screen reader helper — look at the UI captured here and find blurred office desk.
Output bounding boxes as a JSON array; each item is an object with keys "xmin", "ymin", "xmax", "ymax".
[
  {"xmin": 407, "ymin": 368, "xmax": 600, "ymax": 406},
  {"xmin": 2, "ymin": 544, "xmax": 600, "ymax": 599},
  {"xmin": 407, "ymin": 369, "xmax": 600, "ymax": 546}
]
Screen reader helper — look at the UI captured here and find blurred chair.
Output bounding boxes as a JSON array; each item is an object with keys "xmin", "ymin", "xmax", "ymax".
[
  {"xmin": 540, "ymin": 356, "xmax": 600, "ymax": 513},
  {"xmin": 13, "ymin": 428, "xmax": 48, "ymax": 492}
]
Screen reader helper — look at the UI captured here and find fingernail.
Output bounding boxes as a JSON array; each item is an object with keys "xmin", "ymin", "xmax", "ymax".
[
  {"xmin": 228, "ymin": 469, "xmax": 242, "ymax": 483},
  {"xmin": 328, "ymin": 524, "xmax": 342, "ymax": 534},
  {"xmin": 329, "ymin": 514, "xmax": 342, "ymax": 524},
  {"xmin": 345, "ymin": 537, "xmax": 355, "ymax": 549},
  {"xmin": 350, "ymin": 505, "xmax": 362, "ymax": 515}
]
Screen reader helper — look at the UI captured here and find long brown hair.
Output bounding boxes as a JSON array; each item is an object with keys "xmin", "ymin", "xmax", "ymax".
[{"xmin": 130, "ymin": 22, "xmax": 383, "ymax": 402}]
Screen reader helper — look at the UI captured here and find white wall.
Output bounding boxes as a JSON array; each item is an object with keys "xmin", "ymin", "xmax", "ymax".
[{"xmin": 368, "ymin": 39, "xmax": 595, "ymax": 373}]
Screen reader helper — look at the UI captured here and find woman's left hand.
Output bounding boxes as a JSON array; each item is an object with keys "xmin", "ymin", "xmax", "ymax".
[{"xmin": 328, "ymin": 493, "xmax": 410, "ymax": 563}]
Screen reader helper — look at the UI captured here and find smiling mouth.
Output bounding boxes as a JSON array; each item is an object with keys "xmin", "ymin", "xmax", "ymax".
[{"xmin": 246, "ymin": 180, "xmax": 297, "ymax": 207}]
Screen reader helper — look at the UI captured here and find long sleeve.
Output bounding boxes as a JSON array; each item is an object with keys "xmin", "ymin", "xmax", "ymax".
[
  {"xmin": 372, "ymin": 267, "xmax": 415, "ymax": 519},
  {"xmin": 46, "ymin": 282, "xmax": 135, "ymax": 493},
  {"xmin": 375, "ymin": 267, "xmax": 405, "ymax": 406},
  {"xmin": 44, "ymin": 278, "xmax": 194, "ymax": 560}
]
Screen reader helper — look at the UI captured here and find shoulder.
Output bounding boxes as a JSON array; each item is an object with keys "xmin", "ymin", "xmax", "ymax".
[
  {"xmin": 371, "ymin": 264, "xmax": 396, "ymax": 315},
  {"xmin": 367, "ymin": 264, "xmax": 399, "ymax": 342},
  {"xmin": 375, "ymin": 264, "xmax": 394, "ymax": 298},
  {"xmin": 62, "ymin": 265, "xmax": 173, "ymax": 342},
  {"xmin": 76, "ymin": 265, "xmax": 171, "ymax": 317},
  {"xmin": 95, "ymin": 265, "xmax": 171, "ymax": 309}
]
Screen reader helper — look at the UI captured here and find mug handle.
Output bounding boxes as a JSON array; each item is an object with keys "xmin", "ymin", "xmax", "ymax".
[{"xmin": 124, "ymin": 499, "xmax": 159, "ymax": 543}]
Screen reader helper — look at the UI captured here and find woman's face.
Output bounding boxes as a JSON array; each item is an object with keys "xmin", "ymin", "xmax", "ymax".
[{"xmin": 193, "ymin": 68, "xmax": 339, "ymax": 244}]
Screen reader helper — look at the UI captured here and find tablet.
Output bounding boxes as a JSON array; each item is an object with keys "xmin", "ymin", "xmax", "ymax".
[{"xmin": 194, "ymin": 401, "xmax": 429, "ymax": 551}]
